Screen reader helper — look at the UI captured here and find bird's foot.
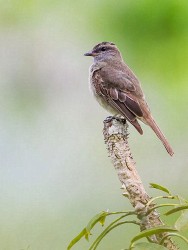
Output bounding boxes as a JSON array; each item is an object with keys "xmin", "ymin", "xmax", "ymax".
[
  {"xmin": 113, "ymin": 115, "xmax": 126, "ymax": 124},
  {"xmin": 104, "ymin": 115, "xmax": 126, "ymax": 125}
]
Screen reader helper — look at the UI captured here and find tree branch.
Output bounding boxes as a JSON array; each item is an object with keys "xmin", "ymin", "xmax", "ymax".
[{"xmin": 103, "ymin": 116, "xmax": 178, "ymax": 249}]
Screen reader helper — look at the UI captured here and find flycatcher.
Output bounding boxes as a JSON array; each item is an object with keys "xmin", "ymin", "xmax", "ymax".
[{"xmin": 84, "ymin": 42, "xmax": 174, "ymax": 156}]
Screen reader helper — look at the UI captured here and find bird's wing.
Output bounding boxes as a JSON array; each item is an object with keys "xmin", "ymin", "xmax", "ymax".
[
  {"xmin": 100, "ymin": 66, "xmax": 143, "ymax": 95},
  {"xmin": 94, "ymin": 70, "xmax": 144, "ymax": 134},
  {"xmin": 99, "ymin": 67, "xmax": 144, "ymax": 116}
]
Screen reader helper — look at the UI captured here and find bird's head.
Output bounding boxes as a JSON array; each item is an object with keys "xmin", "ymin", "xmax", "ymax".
[{"xmin": 84, "ymin": 42, "xmax": 122, "ymax": 63}]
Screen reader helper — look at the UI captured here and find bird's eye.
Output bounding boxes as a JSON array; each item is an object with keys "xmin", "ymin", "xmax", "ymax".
[{"xmin": 101, "ymin": 47, "xmax": 106, "ymax": 51}]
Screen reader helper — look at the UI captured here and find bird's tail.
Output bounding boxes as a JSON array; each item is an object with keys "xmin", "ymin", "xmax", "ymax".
[{"xmin": 146, "ymin": 116, "xmax": 174, "ymax": 156}]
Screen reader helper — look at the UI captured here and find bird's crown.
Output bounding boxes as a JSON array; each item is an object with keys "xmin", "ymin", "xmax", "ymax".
[{"xmin": 92, "ymin": 42, "xmax": 116, "ymax": 52}]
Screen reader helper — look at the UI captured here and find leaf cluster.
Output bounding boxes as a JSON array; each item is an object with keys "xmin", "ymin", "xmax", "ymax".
[{"xmin": 68, "ymin": 183, "xmax": 188, "ymax": 249}]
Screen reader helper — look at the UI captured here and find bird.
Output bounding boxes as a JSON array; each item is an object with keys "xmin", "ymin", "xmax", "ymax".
[{"xmin": 84, "ymin": 41, "xmax": 174, "ymax": 156}]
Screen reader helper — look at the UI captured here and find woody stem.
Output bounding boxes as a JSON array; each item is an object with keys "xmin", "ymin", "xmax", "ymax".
[{"xmin": 103, "ymin": 116, "xmax": 178, "ymax": 249}]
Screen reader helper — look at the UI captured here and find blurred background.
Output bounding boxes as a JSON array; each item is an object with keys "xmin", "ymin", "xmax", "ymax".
[{"xmin": 0, "ymin": 0, "xmax": 188, "ymax": 249}]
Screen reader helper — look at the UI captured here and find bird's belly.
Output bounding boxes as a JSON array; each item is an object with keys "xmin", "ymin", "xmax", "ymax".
[{"xmin": 89, "ymin": 81, "xmax": 117, "ymax": 115}]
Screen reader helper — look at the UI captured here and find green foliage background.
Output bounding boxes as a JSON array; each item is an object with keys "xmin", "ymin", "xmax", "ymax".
[{"xmin": 0, "ymin": 1, "xmax": 187, "ymax": 249}]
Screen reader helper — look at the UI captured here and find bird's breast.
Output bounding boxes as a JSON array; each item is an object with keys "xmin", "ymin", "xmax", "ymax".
[{"xmin": 89, "ymin": 68, "xmax": 117, "ymax": 115}]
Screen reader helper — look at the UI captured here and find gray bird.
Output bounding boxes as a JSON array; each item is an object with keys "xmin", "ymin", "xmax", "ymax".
[{"xmin": 84, "ymin": 42, "xmax": 174, "ymax": 156}]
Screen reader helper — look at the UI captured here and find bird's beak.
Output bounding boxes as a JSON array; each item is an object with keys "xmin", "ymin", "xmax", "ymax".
[{"xmin": 84, "ymin": 51, "xmax": 97, "ymax": 57}]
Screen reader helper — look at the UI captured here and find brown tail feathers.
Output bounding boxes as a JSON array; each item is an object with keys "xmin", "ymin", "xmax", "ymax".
[{"xmin": 146, "ymin": 116, "xmax": 174, "ymax": 156}]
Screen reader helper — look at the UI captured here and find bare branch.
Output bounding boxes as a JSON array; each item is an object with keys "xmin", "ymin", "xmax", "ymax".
[{"xmin": 103, "ymin": 116, "xmax": 178, "ymax": 249}]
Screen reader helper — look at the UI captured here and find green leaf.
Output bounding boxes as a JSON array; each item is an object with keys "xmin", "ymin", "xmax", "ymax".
[
  {"xmin": 176, "ymin": 195, "xmax": 188, "ymax": 204},
  {"xmin": 175, "ymin": 209, "xmax": 188, "ymax": 231},
  {"xmin": 133, "ymin": 242, "xmax": 167, "ymax": 250},
  {"xmin": 67, "ymin": 211, "xmax": 108, "ymax": 250},
  {"xmin": 86, "ymin": 211, "xmax": 108, "ymax": 233},
  {"xmin": 88, "ymin": 215, "xmax": 135, "ymax": 250},
  {"xmin": 160, "ymin": 232, "xmax": 188, "ymax": 245},
  {"xmin": 149, "ymin": 183, "xmax": 171, "ymax": 195},
  {"xmin": 146, "ymin": 203, "xmax": 179, "ymax": 216},
  {"xmin": 67, "ymin": 228, "xmax": 88, "ymax": 250},
  {"xmin": 99, "ymin": 215, "xmax": 106, "ymax": 226},
  {"xmin": 165, "ymin": 205, "xmax": 188, "ymax": 215},
  {"xmin": 130, "ymin": 226, "xmax": 177, "ymax": 246}
]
